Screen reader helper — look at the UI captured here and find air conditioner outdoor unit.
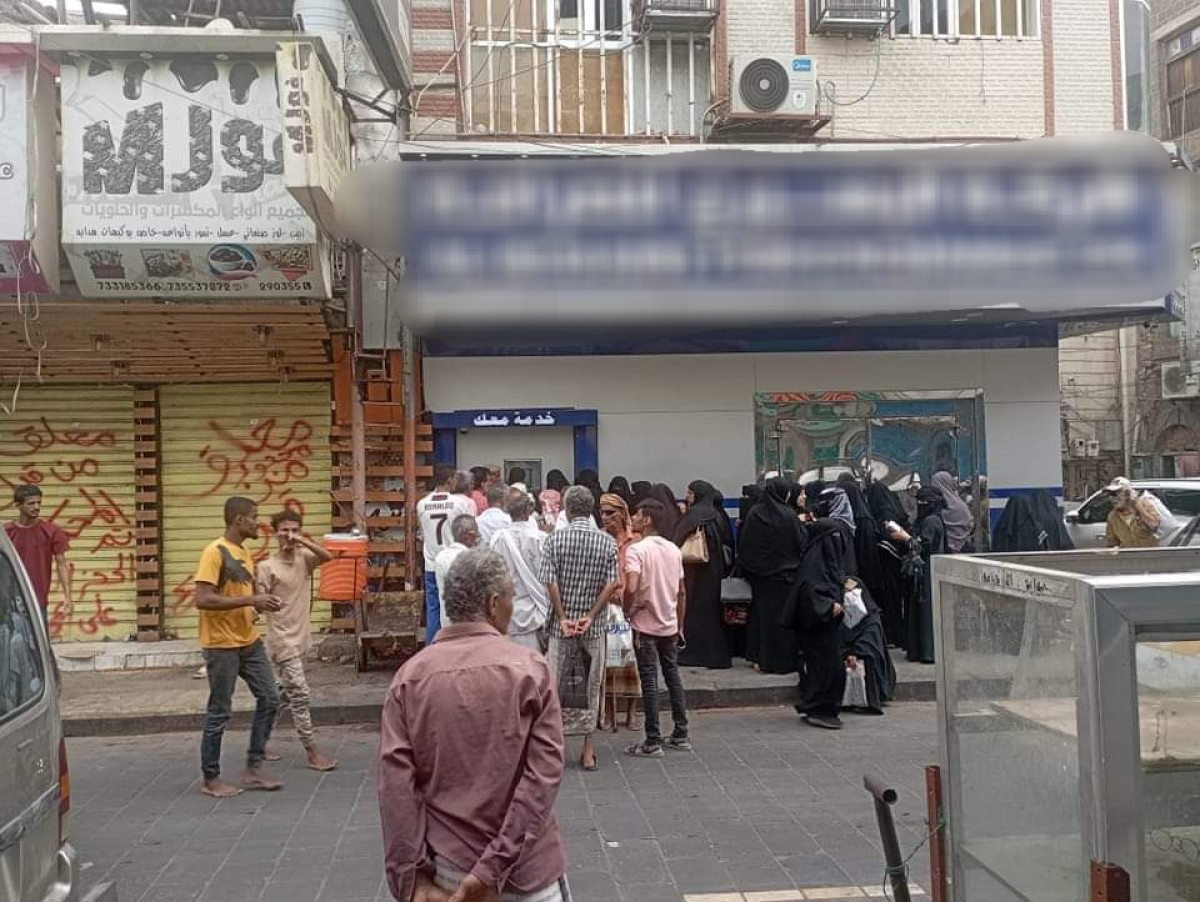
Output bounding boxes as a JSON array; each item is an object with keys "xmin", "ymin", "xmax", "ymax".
[
  {"xmin": 1161, "ymin": 361, "xmax": 1200, "ymax": 399},
  {"xmin": 730, "ymin": 54, "xmax": 818, "ymax": 116},
  {"xmin": 1085, "ymin": 440, "xmax": 1101, "ymax": 459},
  {"xmin": 1070, "ymin": 438, "xmax": 1087, "ymax": 459}
]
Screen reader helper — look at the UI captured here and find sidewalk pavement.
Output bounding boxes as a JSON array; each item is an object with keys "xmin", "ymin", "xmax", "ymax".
[
  {"xmin": 69, "ymin": 707, "xmax": 941, "ymax": 902},
  {"xmin": 59, "ymin": 643, "xmax": 936, "ymax": 736}
]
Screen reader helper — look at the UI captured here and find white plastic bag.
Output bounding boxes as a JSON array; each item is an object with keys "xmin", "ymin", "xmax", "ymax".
[
  {"xmin": 842, "ymin": 659, "xmax": 869, "ymax": 709},
  {"xmin": 842, "ymin": 586, "xmax": 868, "ymax": 630},
  {"xmin": 605, "ymin": 604, "xmax": 635, "ymax": 669}
]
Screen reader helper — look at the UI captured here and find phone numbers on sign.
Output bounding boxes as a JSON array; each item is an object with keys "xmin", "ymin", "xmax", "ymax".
[{"xmin": 95, "ymin": 280, "xmax": 314, "ymax": 293}]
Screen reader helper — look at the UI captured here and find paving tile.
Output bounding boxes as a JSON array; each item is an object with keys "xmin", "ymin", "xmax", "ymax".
[{"xmin": 68, "ymin": 707, "xmax": 940, "ymax": 902}]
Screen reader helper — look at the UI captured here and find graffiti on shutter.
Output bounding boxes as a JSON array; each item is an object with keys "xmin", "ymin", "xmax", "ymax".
[
  {"xmin": 0, "ymin": 387, "xmax": 137, "ymax": 640},
  {"xmin": 160, "ymin": 383, "xmax": 331, "ymax": 640}
]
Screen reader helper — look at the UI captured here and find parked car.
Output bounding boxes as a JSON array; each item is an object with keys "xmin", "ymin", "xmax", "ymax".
[
  {"xmin": 1064, "ymin": 479, "xmax": 1200, "ymax": 548},
  {"xmin": 0, "ymin": 528, "xmax": 106, "ymax": 902},
  {"xmin": 1170, "ymin": 514, "xmax": 1200, "ymax": 547}
]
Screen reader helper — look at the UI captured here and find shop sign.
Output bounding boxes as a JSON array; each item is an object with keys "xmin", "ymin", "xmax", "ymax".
[
  {"xmin": 0, "ymin": 50, "xmax": 59, "ymax": 295},
  {"xmin": 60, "ymin": 52, "xmax": 330, "ymax": 299},
  {"xmin": 470, "ymin": 410, "xmax": 559, "ymax": 427},
  {"xmin": 371, "ymin": 133, "xmax": 1193, "ymax": 333},
  {"xmin": 277, "ymin": 42, "xmax": 350, "ymax": 234}
]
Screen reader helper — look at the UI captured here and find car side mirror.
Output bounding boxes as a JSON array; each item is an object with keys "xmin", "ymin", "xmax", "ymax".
[{"xmin": 1064, "ymin": 511, "xmax": 1079, "ymax": 524}]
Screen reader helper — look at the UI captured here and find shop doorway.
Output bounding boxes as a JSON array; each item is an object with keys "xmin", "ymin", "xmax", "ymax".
[{"xmin": 432, "ymin": 408, "xmax": 599, "ymax": 486}]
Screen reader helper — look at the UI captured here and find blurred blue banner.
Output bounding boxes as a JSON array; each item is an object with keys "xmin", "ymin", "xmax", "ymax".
[{"xmin": 358, "ymin": 135, "xmax": 1194, "ymax": 333}]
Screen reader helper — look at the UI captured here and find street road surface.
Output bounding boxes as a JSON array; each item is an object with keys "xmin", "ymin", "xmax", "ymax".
[{"xmin": 68, "ymin": 705, "xmax": 938, "ymax": 902}]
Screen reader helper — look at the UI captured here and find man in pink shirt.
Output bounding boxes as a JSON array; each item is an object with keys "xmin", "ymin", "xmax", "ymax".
[
  {"xmin": 623, "ymin": 498, "xmax": 691, "ymax": 759},
  {"xmin": 379, "ymin": 546, "xmax": 570, "ymax": 902}
]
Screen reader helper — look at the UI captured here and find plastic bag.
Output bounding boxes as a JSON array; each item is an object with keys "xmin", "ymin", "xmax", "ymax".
[
  {"xmin": 557, "ymin": 638, "xmax": 593, "ymax": 710},
  {"xmin": 842, "ymin": 587, "xmax": 868, "ymax": 630},
  {"xmin": 605, "ymin": 605, "xmax": 635, "ymax": 669},
  {"xmin": 842, "ymin": 659, "xmax": 869, "ymax": 709}
]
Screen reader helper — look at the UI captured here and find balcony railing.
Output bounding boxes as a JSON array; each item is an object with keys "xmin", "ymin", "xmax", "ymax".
[{"xmin": 633, "ymin": 0, "xmax": 719, "ymax": 33}]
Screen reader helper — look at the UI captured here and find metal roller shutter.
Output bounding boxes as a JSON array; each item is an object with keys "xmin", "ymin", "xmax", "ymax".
[
  {"xmin": 159, "ymin": 383, "xmax": 332, "ymax": 641},
  {"xmin": 0, "ymin": 386, "xmax": 138, "ymax": 641}
]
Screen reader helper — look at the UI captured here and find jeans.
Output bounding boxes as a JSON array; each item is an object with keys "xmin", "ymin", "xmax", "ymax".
[
  {"xmin": 200, "ymin": 640, "xmax": 280, "ymax": 780},
  {"xmin": 424, "ymin": 570, "xmax": 441, "ymax": 645},
  {"xmin": 634, "ymin": 632, "xmax": 689, "ymax": 747}
]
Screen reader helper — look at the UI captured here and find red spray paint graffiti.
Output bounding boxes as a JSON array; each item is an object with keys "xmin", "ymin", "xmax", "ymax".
[
  {"xmin": 0, "ymin": 418, "xmax": 131, "ymax": 639},
  {"xmin": 169, "ymin": 417, "xmax": 315, "ymax": 613}
]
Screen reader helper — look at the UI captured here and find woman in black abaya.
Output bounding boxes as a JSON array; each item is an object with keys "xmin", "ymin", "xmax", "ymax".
[
  {"xmin": 789, "ymin": 512, "xmax": 855, "ymax": 729},
  {"xmin": 837, "ymin": 474, "xmax": 883, "ymax": 599},
  {"xmin": 840, "ymin": 581, "xmax": 898, "ymax": 715},
  {"xmin": 675, "ymin": 480, "xmax": 736, "ymax": 670},
  {"xmin": 884, "ymin": 486, "xmax": 945, "ymax": 664},
  {"xmin": 738, "ymin": 478, "xmax": 805, "ymax": 674},
  {"xmin": 866, "ymin": 481, "xmax": 910, "ymax": 648}
]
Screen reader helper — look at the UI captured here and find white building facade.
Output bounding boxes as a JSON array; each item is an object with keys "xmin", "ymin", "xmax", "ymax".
[{"xmin": 399, "ymin": 0, "xmax": 1154, "ymax": 533}]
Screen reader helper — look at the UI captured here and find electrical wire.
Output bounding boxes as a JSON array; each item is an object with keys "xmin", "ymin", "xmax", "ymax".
[{"xmin": 821, "ymin": 35, "xmax": 883, "ymax": 108}]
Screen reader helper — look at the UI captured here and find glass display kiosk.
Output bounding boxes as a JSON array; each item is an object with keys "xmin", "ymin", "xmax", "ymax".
[{"xmin": 932, "ymin": 548, "xmax": 1200, "ymax": 902}]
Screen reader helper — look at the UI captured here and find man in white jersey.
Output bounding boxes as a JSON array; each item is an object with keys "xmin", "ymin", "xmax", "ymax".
[{"xmin": 417, "ymin": 467, "xmax": 475, "ymax": 644}]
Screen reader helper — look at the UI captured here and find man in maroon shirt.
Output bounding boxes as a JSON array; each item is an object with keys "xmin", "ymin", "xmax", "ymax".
[
  {"xmin": 5, "ymin": 485, "xmax": 72, "ymax": 622},
  {"xmin": 380, "ymin": 546, "xmax": 570, "ymax": 902}
]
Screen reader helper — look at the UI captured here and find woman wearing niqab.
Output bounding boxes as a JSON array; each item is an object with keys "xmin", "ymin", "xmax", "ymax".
[
  {"xmin": 631, "ymin": 481, "xmax": 653, "ymax": 506},
  {"xmin": 674, "ymin": 480, "xmax": 736, "ymax": 670},
  {"xmin": 576, "ymin": 469, "xmax": 605, "ymax": 525},
  {"xmin": 932, "ymin": 471, "xmax": 974, "ymax": 553},
  {"xmin": 648, "ymin": 484, "xmax": 682, "ymax": 537},
  {"xmin": 607, "ymin": 476, "xmax": 634, "ymax": 508},
  {"xmin": 888, "ymin": 486, "xmax": 945, "ymax": 664},
  {"xmin": 837, "ymin": 474, "xmax": 884, "ymax": 602},
  {"xmin": 866, "ymin": 481, "xmax": 910, "ymax": 647},
  {"xmin": 738, "ymin": 478, "xmax": 805, "ymax": 674},
  {"xmin": 789, "ymin": 513, "xmax": 856, "ymax": 729}
]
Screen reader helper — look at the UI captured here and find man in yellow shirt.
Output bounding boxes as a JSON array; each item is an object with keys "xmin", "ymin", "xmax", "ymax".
[{"xmin": 194, "ymin": 496, "xmax": 284, "ymax": 798}]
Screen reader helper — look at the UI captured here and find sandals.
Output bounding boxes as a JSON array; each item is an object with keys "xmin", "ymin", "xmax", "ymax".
[
  {"xmin": 625, "ymin": 742, "xmax": 665, "ymax": 759},
  {"xmin": 580, "ymin": 754, "xmax": 599, "ymax": 772}
]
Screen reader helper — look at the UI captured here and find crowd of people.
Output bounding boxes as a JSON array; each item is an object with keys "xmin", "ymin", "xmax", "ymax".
[
  {"xmin": 415, "ymin": 463, "xmax": 992, "ymax": 735},
  {"xmin": 417, "ymin": 466, "xmax": 702, "ymax": 767}
]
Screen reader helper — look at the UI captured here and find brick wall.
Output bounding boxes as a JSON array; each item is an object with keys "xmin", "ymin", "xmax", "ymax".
[
  {"xmin": 1051, "ymin": 0, "xmax": 1118, "ymax": 132},
  {"xmin": 409, "ymin": 0, "xmax": 1122, "ymax": 140},
  {"xmin": 801, "ymin": 37, "xmax": 1046, "ymax": 140}
]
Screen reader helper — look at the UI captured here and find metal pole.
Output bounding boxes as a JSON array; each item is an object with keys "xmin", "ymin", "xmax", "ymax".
[
  {"xmin": 864, "ymin": 773, "xmax": 912, "ymax": 902},
  {"xmin": 348, "ymin": 246, "xmax": 368, "ymax": 536},
  {"xmin": 401, "ymin": 325, "xmax": 418, "ymax": 592},
  {"xmin": 925, "ymin": 765, "xmax": 948, "ymax": 902}
]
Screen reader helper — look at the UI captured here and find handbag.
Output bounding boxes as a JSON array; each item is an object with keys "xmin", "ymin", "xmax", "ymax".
[
  {"xmin": 605, "ymin": 605, "xmax": 635, "ymax": 669},
  {"xmin": 681, "ymin": 527, "xmax": 709, "ymax": 563},
  {"xmin": 720, "ymin": 577, "xmax": 753, "ymax": 602}
]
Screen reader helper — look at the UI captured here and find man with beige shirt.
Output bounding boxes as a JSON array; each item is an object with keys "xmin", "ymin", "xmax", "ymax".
[{"xmin": 256, "ymin": 509, "xmax": 338, "ymax": 772}]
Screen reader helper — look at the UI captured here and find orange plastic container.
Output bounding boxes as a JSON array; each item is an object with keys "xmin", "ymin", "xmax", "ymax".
[{"xmin": 319, "ymin": 533, "xmax": 369, "ymax": 602}]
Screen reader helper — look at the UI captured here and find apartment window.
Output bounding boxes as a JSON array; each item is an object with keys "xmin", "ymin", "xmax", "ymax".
[
  {"xmin": 894, "ymin": 0, "xmax": 1037, "ymax": 37},
  {"xmin": 559, "ymin": 0, "xmax": 625, "ymax": 34},
  {"xmin": 1167, "ymin": 45, "xmax": 1200, "ymax": 139}
]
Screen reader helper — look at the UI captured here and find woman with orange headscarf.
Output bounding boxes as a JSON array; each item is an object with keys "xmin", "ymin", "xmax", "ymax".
[{"xmin": 599, "ymin": 492, "xmax": 642, "ymax": 733}]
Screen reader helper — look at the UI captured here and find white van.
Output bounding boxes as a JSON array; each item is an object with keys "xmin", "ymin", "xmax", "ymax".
[{"xmin": 0, "ymin": 528, "xmax": 111, "ymax": 902}]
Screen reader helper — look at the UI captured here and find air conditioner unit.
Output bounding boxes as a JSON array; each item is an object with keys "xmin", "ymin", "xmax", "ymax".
[
  {"xmin": 1085, "ymin": 440, "xmax": 1101, "ymax": 459},
  {"xmin": 1161, "ymin": 360, "xmax": 1200, "ymax": 400},
  {"xmin": 730, "ymin": 55, "xmax": 818, "ymax": 117},
  {"xmin": 1070, "ymin": 438, "xmax": 1087, "ymax": 459}
]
